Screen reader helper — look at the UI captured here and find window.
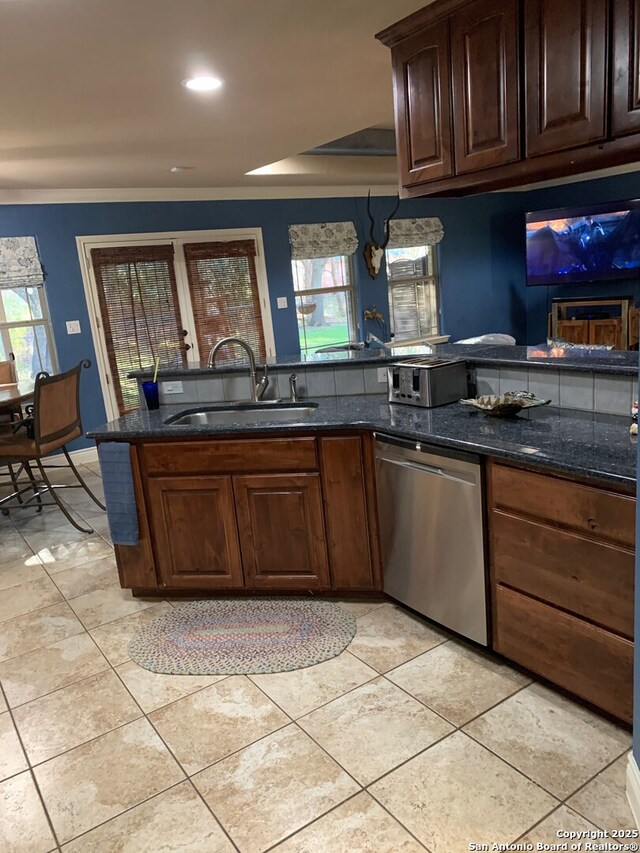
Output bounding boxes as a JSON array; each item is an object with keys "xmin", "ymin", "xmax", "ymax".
[
  {"xmin": 291, "ymin": 255, "xmax": 357, "ymax": 353},
  {"xmin": 184, "ymin": 240, "xmax": 266, "ymax": 365},
  {"xmin": 81, "ymin": 229, "xmax": 274, "ymax": 418},
  {"xmin": 0, "ymin": 236, "xmax": 56, "ymax": 383},
  {"xmin": 288, "ymin": 221, "xmax": 359, "ymax": 354},
  {"xmin": 90, "ymin": 245, "xmax": 187, "ymax": 413},
  {"xmin": 386, "ymin": 245, "xmax": 440, "ymax": 341},
  {"xmin": 0, "ymin": 286, "xmax": 56, "ymax": 383}
]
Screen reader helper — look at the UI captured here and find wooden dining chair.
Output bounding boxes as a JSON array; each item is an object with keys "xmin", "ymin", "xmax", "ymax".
[
  {"xmin": 0, "ymin": 359, "xmax": 105, "ymax": 533},
  {"xmin": 0, "ymin": 359, "xmax": 17, "ymax": 386}
]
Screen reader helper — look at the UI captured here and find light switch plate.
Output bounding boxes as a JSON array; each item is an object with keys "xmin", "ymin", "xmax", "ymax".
[
  {"xmin": 162, "ymin": 381, "xmax": 184, "ymax": 394},
  {"xmin": 66, "ymin": 320, "xmax": 81, "ymax": 335},
  {"xmin": 277, "ymin": 297, "xmax": 288, "ymax": 309},
  {"xmin": 377, "ymin": 368, "xmax": 387, "ymax": 383}
]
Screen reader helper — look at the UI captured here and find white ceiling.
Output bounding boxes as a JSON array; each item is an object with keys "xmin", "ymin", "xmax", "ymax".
[{"xmin": 0, "ymin": 0, "xmax": 428, "ymax": 191}]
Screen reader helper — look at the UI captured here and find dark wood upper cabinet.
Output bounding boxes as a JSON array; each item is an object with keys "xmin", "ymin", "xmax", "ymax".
[
  {"xmin": 450, "ymin": 0, "xmax": 520, "ymax": 172},
  {"xmin": 233, "ymin": 473, "xmax": 330, "ymax": 590},
  {"xmin": 525, "ymin": 0, "xmax": 608, "ymax": 156},
  {"xmin": 392, "ymin": 21, "xmax": 454, "ymax": 186},
  {"xmin": 613, "ymin": 0, "xmax": 640, "ymax": 135},
  {"xmin": 377, "ymin": 0, "xmax": 640, "ymax": 196},
  {"xmin": 146, "ymin": 475, "xmax": 244, "ymax": 589}
]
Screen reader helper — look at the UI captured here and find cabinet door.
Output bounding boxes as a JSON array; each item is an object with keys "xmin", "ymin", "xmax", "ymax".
[
  {"xmin": 589, "ymin": 318, "xmax": 624, "ymax": 349},
  {"xmin": 234, "ymin": 473, "xmax": 329, "ymax": 589},
  {"xmin": 629, "ymin": 306, "xmax": 640, "ymax": 347},
  {"xmin": 146, "ymin": 475, "xmax": 243, "ymax": 588},
  {"xmin": 613, "ymin": 0, "xmax": 640, "ymax": 135},
  {"xmin": 319, "ymin": 437, "xmax": 376, "ymax": 589},
  {"xmin": 556, "ymin": 319, "xmax": 590, "ymax": 344},
  {"xmin": 450, "ymin": 0, "xmax": 520, "ymax": 173},
  {"xmin": 392, "ymin": 21, "xmax": 454, "ymax": 186},
  {"xmin": 525, "ymin": 0, "xmax": 608, "ymax": 156}
]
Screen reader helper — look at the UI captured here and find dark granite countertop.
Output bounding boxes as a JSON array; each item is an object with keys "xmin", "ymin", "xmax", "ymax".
[
  {"xmin": 128, "ymin": 344, "xmax": 640, "ymax": 379},
  {"xmin": 87, "ymin": 394, "xmax": 638, "ymax": 489},
  {"xmin": 435, "ymin": 344, "xmax": 640, "ymax": 375}
]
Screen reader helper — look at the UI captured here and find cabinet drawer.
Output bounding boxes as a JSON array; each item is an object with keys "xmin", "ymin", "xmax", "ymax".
[
  {"xmin": 494, "ymin": 585, "xmax": 633, "ymax": 722},
  {"xmin": 142, "ymin": 438, "xmax": 317, "ymax": 475},
  {"xmin": 490, "ymin": 464, "xmax": 635, "ymax": 548},
  {"xmin": 492, "ymin": 511, "xmax": 634, "ymax": 637}
]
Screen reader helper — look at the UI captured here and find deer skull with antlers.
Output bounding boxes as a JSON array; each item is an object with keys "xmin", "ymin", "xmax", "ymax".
[{"xmin": 363, "ymin": 190, "xmax": 400, "ymax": 279}]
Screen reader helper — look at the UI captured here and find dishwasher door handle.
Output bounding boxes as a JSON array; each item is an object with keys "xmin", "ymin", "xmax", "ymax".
[{"xmin": 377, "ymin": 455, "xmax": 478, "ymax": 486}]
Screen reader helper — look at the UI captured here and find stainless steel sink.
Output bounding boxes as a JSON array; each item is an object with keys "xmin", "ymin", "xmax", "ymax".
[{"xmin": 165, "ymin": 402, "xmax": 318, "ymax": 427}]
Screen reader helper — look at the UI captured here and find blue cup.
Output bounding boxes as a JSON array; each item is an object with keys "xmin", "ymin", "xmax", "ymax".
[{"xmin": 141, "ymin": 381, "xmax": 160, "ymax": 411}]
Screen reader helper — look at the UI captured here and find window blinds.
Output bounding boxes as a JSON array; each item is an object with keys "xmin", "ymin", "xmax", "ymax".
[
  {"xmin": 183, "ymin": 240, "xmax": 266, "ymax": 364},
  {"xmin": 0, "ymin": 237, "xmax": 45, "ymax": 289},
  {"xmin": 387, "ymin": 218, "xmax": 444, "ymax": 249},
  {"xmin": 288, "ymin": 222, "xmax": 358, "ymax": 260},
  {"xmin": 90, "ymin": 244, "xmax": 187, "ymax": 414}
]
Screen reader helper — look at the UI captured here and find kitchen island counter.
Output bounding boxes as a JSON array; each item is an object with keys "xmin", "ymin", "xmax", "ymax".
[{"xmin": 88, "ymin": 394, "xmax": 637, "ymax": 491}]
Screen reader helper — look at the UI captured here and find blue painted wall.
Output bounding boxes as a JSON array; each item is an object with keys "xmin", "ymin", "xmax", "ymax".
[{"xmin": 0, "ymin": 191, "xmax": 523, "ymax": 442}]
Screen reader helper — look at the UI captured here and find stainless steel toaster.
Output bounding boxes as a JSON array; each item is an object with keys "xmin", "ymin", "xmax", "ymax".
[{"xmin": 387, "ymin": 357, "xmax": 468, "ymax": 407}]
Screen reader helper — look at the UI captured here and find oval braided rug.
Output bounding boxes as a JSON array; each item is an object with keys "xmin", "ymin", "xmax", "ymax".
[{"xmin": 128, "ymin": 599, "xmax": 357, "ymax": 675}]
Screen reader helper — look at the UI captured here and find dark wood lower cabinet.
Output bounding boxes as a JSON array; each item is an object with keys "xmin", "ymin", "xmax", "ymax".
[
  {"xmin": 494, "ymin": 585, "xmax": 633, "ymax": 723},
  {"xmin": 320, "ymin": 436, "xmax": 377, "ymax": 589},
  {"xmin": 146, "ymin": 475, "xmax": 243, "ymax": 589},
  {"xmin": 118, "ymin": 432, "xmax": 381, "ymax": 594},
  {"xmin": 233, "ymin": 473, "xmax": 329, "ymax": 590},
  {"xmin": 489, "ymin": 461, "xmax": 635, "ymax": 723}
]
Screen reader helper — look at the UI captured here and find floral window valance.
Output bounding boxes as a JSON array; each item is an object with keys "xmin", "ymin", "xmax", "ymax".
[
  {"xmin": 387, "ymin": 218, "xmax": 444, "ymax": 249},
  {"xmin": 288, "ymin": 221, "xmax": 358, "ymax": 260},
  {"xmin": 0, "ymin": 237, "xmax": 44, "ymax": 289}
]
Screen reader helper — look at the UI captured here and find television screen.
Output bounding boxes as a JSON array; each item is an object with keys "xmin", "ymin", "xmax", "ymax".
[{"xmin": 525, "ymin": 200, "xmax": 640, "ymax": 286}]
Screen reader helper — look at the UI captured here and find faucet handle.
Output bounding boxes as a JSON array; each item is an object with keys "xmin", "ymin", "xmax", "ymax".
[
  {"xmin": 255, "ymin": 363, "xmax": 269, "ymax": 400},
  {"xmin": 289, "ymin": 373, "xmax": 299, "ymax": 402}
]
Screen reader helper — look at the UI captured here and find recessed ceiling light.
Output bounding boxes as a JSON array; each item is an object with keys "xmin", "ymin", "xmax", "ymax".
[
  {"xmin": 170, "ymin": 165, "xmax": 195, "ymax": 173},
  {"xmin": 182, "ymin": 75, "xmax": 222, "ymax": 92}
]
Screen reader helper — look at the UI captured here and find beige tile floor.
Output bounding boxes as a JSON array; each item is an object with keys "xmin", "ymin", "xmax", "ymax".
[{"xmin": 0, "ymin": 463, "xmax": 636, "ymax": 852}]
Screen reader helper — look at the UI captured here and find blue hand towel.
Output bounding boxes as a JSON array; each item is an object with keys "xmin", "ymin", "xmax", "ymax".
[{"xmin": 97, "ymin": 442, "xmax": 139, "ymax": 546}]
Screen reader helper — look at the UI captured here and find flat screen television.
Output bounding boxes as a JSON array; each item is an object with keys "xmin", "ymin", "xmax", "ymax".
[{"xmin": 525, "ymin": 200, "xmax": 640, "ymax": 286}]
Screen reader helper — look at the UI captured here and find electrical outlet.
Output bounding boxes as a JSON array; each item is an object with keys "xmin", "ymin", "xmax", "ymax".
[
  {"xmin": 377, "ymin": 368, "xmax": 387, "ymax": 383},
  {"xmin": 161, "ymin": 381, "xmax": 184, "ymax": 394},
  {"xmin": 277, "ymin": 297, "xmax": 288, "ymax": 309},
  {"xmin": 66, "ymin": 320, "xmax": 81, "ymax": 335}
]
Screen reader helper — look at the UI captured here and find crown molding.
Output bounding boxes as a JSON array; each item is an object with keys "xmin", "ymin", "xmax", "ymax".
[{"xmin": 0, "ymin": 185, "xmax": 399, "ymax": 205}]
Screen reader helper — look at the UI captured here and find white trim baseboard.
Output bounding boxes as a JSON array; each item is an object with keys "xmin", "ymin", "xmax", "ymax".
[
  {"xmin": 626, "ymin": 753, "xmax": 640, "ymax": 829},
  {"xmin": 67, "ymin": 446, "xmax": 98, "ymax": 466}
]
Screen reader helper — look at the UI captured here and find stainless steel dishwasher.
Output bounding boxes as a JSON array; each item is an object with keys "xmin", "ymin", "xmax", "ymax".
[{"xmin": 374, "ymin": 434, "xmax": 487, "ymax": 645}]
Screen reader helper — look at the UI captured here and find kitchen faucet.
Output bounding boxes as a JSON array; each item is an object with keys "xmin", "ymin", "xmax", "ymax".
[{"xmin": 207, "ymin": 337, "xmax": 268, "ymax": 402}]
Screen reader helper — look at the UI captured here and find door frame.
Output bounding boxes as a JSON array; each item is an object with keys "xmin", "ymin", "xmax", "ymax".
[{"xmin": 76, "ymin": 228, "xmax": 275, "ymax": 421}]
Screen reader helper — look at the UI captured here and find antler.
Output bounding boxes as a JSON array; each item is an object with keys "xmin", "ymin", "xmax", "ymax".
[
  {"xmin": 380, "ymin": 195, "xmax": 401, "ymax": 249},
  {"xmin": 366, "ymin": 189, "xmax": 376, "ymax": 242}
]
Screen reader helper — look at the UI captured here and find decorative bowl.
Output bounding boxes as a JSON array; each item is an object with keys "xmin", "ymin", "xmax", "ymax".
[{"xmin": 459, "ymin": 391, "xmax": 551, "ymax": 418}]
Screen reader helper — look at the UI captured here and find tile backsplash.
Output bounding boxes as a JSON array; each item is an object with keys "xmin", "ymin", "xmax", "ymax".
[
  {"xmin": 150, "ymin": 362, "xmax": 635, "ymax": 417},
  {"xmin": 475, "ymin": 365, "xmax": 635, "ymax": 415},
  {"xmin": 152, "ymin": 364, "xmax": 388, "ymax": 406}
]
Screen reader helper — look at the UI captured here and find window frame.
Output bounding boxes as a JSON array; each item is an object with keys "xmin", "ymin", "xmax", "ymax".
[
  {"xmin": 291, "ymin": 254, "xmax": 358, "ymax": 354},
  {"xmin": 0, "ymin": 284, "xmax": 57, "ymax": 382},
  {"xmin": 77, "ymin": 228, "xmax": 275, "ymax": 421},
  {"xmin": 386, "ymin": 244, "xmax": 442, "ymax": 342}
]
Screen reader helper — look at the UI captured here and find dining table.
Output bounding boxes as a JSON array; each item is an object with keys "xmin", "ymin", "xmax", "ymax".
[{"xmin": 0, "ymin": 382, "xmax": 34, "ymax": 413}]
